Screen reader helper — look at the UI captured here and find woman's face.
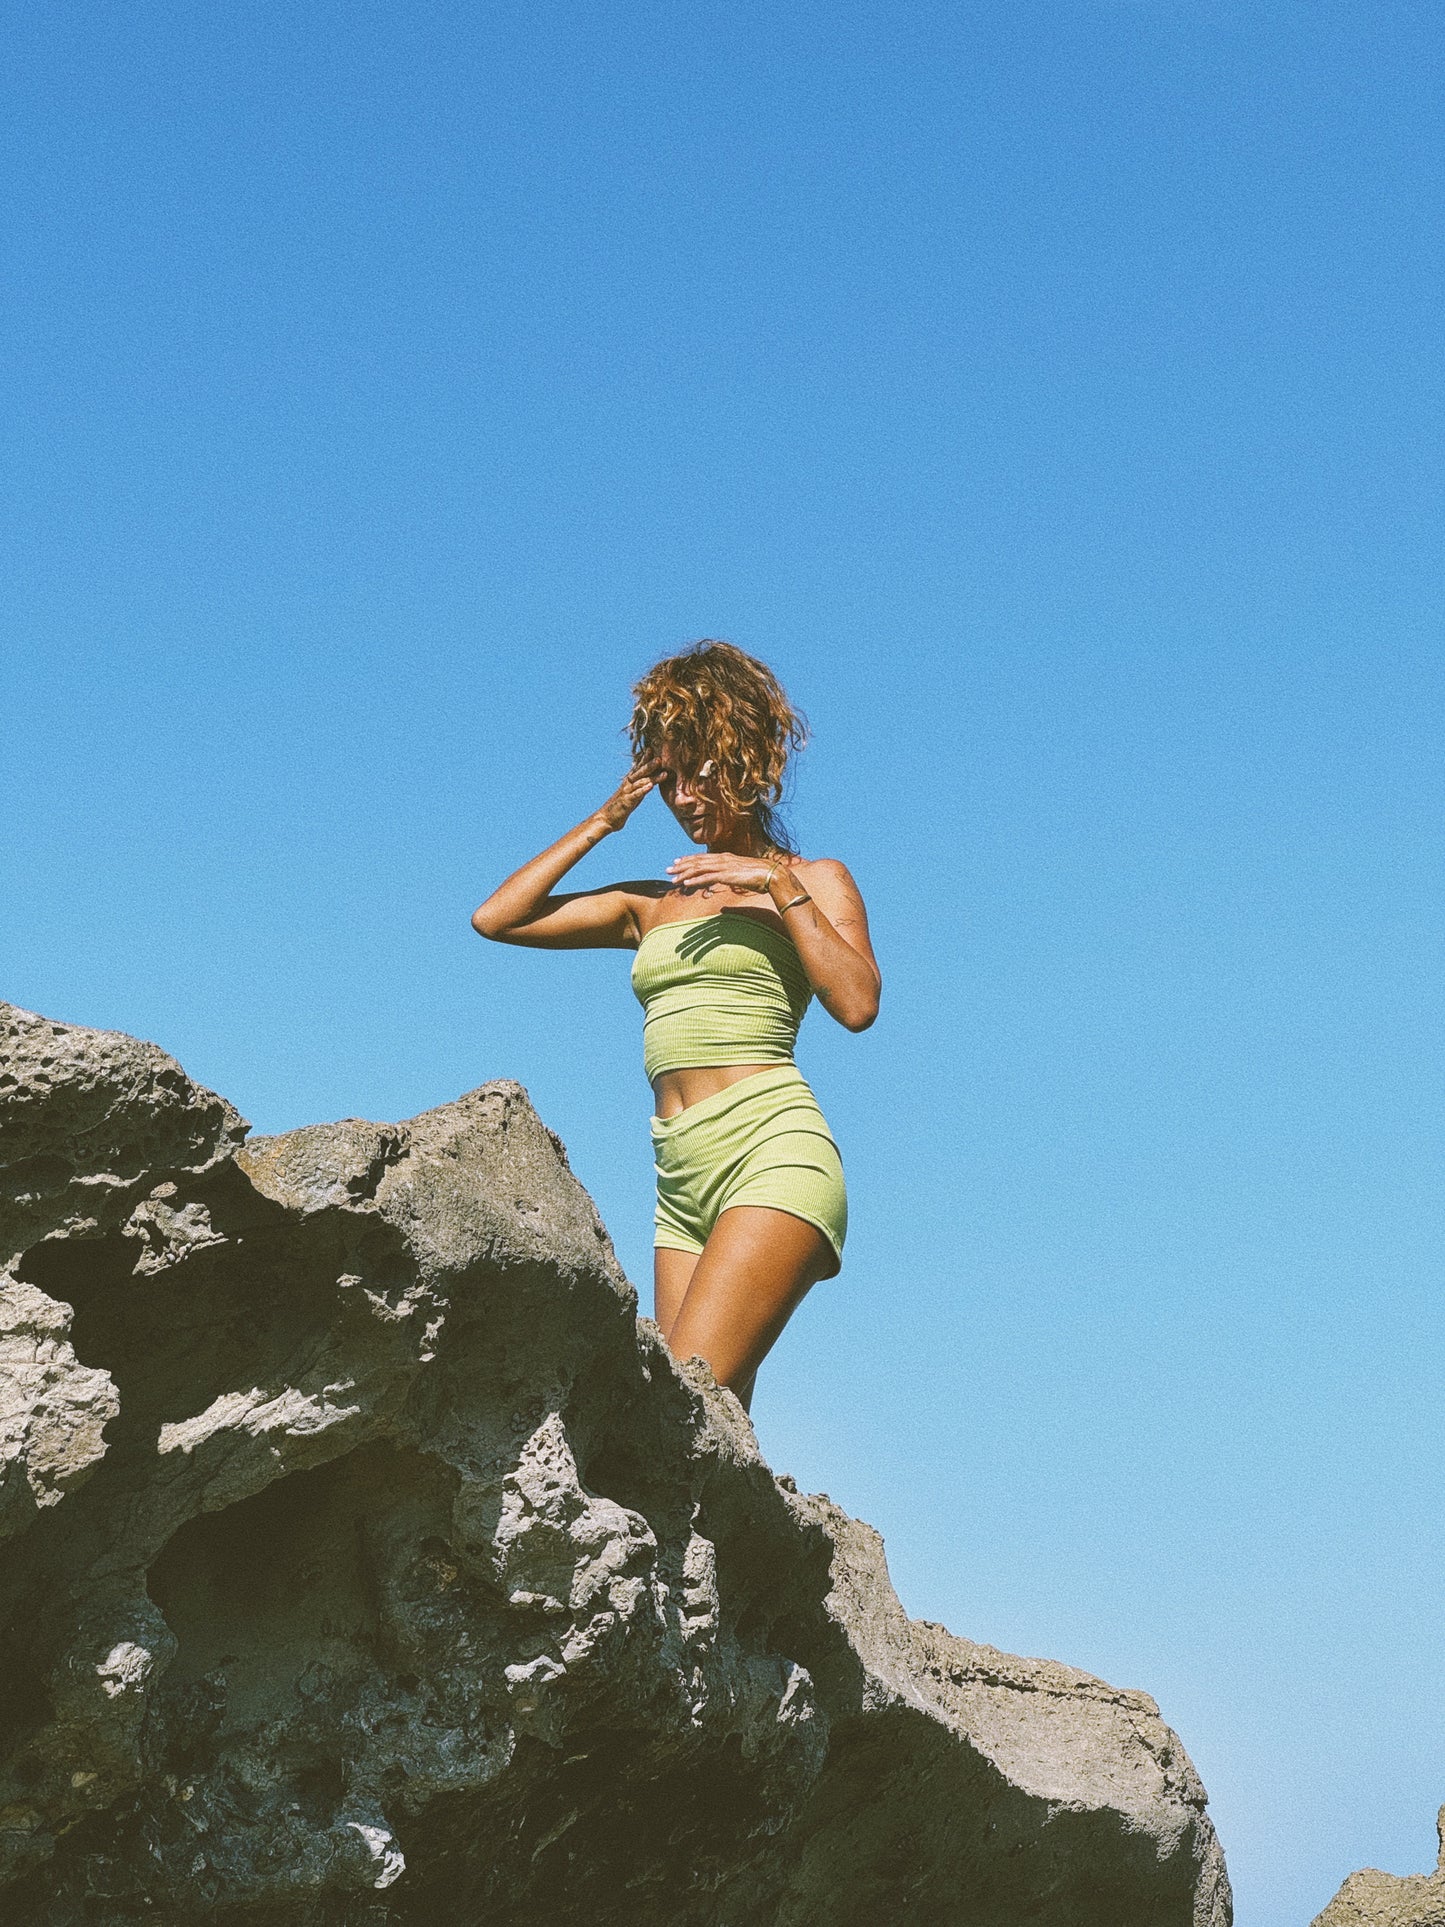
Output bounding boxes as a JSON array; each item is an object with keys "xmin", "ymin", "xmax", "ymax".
[{"xmin": 647, "ymin": 744, "xmax": 726, "ymax": 844}]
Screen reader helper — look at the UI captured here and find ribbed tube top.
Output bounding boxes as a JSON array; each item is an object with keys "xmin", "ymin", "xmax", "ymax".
[{"xmin": 630, "ymin": 909, "xmax": 813, "ymax": 1084}]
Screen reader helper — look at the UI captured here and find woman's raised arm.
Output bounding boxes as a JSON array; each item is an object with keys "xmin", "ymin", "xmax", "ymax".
[{"xmin": 471, "ymin": 764, "xmax": 658, "ymax": 949}]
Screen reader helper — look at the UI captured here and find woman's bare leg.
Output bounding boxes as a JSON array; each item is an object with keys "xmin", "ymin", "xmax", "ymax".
[
  {"xmin": 657, "ymin": 1246, "xmax": 759, "ymax": 1406},
  {"xmin": 664, "ymin": 1206, "xmax": 833, "ymax": 1413},
  {"xmin": 654, "ymin": 1246, "xmax": 699, "ymax": 1342}
]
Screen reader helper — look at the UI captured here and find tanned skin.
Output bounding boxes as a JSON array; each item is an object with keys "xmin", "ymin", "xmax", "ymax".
[{"xmin": 472, "ymin": 748, "xmax": 880, "ymax": 1413}]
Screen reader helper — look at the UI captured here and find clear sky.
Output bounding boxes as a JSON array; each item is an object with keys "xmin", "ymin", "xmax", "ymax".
[{"xmin": 3, "ymin": 3, "xmax": 1441, "ymax": 1920}]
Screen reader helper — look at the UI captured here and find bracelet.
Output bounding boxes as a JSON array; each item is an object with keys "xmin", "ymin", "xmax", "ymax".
[{"xmin": 778, "ymin": 890, "xmax": 812, "ymax": 913}]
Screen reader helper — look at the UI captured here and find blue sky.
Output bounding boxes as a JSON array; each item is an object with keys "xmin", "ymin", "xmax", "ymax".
[{"xmin": 3, "ymin": 3, "xmax": 1441, "ymax": 1919}]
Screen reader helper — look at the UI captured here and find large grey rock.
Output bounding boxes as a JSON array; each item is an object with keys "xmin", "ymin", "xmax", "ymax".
[
  {"xmin": 0, "ymin": 1007, "xmax": 246, "ymax": 1546},
  {"xmin": 1312, "ymin": 1810, "xmax": 1445, "ymax": 1927},
  {"xmin": 0, "ymin": 1002, "xmax": 1232, "ymax": 1925}
]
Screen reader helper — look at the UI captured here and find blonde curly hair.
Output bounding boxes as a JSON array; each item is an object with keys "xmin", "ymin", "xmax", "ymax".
[{"xmin": 628, "ymin": 640, "xmax": 809, "ymax": 855}]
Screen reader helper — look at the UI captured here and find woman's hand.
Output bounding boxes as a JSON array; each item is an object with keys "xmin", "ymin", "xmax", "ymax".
[
  {"xmin": 666, "ymin": 851, "xmax": 790, "ymax": 896},
  {"xmin": 592, "ymin": 760, "xmax": 658, "ymax": 834}
]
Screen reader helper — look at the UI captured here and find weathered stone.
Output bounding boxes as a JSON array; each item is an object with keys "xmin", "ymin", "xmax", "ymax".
[
  {"xmin": 0, "ymin": 1002, "xmax": 1232, "ymax": 1924},
  {"xmin": 1313, "ymin": 1810, "xmax": 1445, "ymax": 1927}
]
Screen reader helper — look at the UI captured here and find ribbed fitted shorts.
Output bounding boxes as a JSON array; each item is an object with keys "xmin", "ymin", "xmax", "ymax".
[{"xmin": 649, "ymin": 1063, "xmax": 847, "ymax": 1277}]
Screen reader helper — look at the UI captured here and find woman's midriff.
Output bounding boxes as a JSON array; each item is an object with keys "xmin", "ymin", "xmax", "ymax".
[{"xmin": 652, "ymin": 1063, "xmax": 778, "ymax": 1120}]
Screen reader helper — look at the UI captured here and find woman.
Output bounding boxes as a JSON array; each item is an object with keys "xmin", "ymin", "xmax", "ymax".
[{"xmin": 471, "ymin": 640, "xmax": 880, "ymax": 1413}]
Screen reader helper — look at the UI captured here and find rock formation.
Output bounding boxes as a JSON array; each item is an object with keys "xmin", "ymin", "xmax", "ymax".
[
  {"xmin": 1312, "ymin": 1810, "xmax": 1445, "ymax": 1927},
  {"xmin": 0, "ymin": 1001, "xmax": 1232, "ymax": 1925}
]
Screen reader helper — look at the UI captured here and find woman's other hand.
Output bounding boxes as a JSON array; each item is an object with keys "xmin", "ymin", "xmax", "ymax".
[{"xmin": 666, "ymin": 851, "xmax": 789, "ymax": 896}]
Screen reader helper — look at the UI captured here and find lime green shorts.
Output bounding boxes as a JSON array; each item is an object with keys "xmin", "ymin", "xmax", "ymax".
[{"xmin": 648, "ymin": 1063, "xmax": 847, "ymax": 1277}]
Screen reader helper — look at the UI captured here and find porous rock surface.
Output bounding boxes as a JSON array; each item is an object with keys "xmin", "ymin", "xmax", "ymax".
[
  {"xmin": 0, "ymin": 1002, "xmax": 1232, "ymax": 1925},
  {"xmin": 1312, "ymin": 1809, "xmax": 1445, "ymax": 1927}
]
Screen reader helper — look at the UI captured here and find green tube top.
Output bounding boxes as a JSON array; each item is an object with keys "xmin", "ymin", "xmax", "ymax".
[{"xmin": 630, "ymin": 909, "xmax": 814, "ymax": 1084}]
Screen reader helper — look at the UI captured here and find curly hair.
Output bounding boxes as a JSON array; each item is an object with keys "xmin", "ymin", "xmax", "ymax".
[{"xmin": 628, "ymin": 640, "xmax": 809, "ymax": 856}]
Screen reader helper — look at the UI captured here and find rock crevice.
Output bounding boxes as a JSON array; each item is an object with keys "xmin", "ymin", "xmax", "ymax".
[{"xmin": 0, "ymin": 1003, "xmax": 1231, "ymax": 1924}]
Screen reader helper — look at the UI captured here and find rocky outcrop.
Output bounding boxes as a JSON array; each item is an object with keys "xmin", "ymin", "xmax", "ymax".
[
  {"xmin": 0, "ymin": 1002, "xmax": 1232, "ymax": 1925},
  {"xmin": 1312, "ymin": 1810, "xmax": 1445, "ymax": 1927}
]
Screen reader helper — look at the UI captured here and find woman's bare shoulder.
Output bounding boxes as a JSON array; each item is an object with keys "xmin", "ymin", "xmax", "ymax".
[
  {"xmin": 793, "ymin": 856, "xmax": 870, "ymax": 925},
  {"xmin": 793, "ymin": 855, "xmax": 864, "ymax": 897}
]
